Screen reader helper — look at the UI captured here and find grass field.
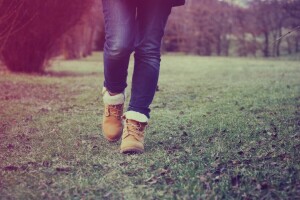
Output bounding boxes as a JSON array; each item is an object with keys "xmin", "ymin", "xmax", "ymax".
[{"xmin": 0, "ymin": 53, "xmax": 299, "ymax": 199}]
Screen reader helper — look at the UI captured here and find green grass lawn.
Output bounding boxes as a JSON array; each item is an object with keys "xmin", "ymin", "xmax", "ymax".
[{"xmin": 0, "ymin": 53, "xmax": 299, "ymax": 199}]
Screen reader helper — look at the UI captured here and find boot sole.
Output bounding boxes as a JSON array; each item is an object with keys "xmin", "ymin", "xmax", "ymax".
[
  {"xmin": 120, "ymin": 147, "xmax": 144, "ymax": 154},
  {"xmin": 103, "ymin": 134, "xmax": 121, "ymax": 142}
]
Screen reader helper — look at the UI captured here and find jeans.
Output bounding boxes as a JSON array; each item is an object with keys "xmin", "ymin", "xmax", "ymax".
[{"xmin": 102, "ymin": 0, "xmax": 172, "ymax": 118}]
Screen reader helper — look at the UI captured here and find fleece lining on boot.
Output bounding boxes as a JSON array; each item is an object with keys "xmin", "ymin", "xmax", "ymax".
[
  {"xmin": 124, "ymin": 111, "xmax": 148, "ymax": 123},
  {"xmin": 102, "ymin": 87, "xmax": 125, "ymax": 105}
]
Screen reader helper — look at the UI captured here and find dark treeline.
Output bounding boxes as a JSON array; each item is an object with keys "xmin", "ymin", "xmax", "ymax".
[
  {"xmin": 0, "ymin": 0, "xmax": 100, "ymax": 72},
  {"xmin": 0, "ymin": 0, "xmax": 97, "ymax": 72},
  {"xmin": 164, "ymin": 0, "xmax": 300, "ymax": 57},
  {"xmin": 0, "ymin": 0, "xmax": 299, "ymax": 72}
]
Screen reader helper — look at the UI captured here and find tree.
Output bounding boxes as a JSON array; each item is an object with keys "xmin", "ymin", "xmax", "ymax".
[
  {"xmin": 0, "ymin": 0, "xmax": 24, "ymax": 51},
  {"xmin": 164, "ymin": 0, "xmax": 235, "ymax": 56},
  {"xmin": 0, "ymin": 0, "xmax": 94, "ymax": 73},
  {"xmin": 62, "ymin": 0, "xmax": 104, "ymax": 60},
  {"xmin": 283, "ymin": 0, "xmax": 300, "ymax": 53},
  {"xmin": 246, "ymin": 0, "xmax": 298, "ymax": 57},
  {"xmin": 163, "ymin": 0, "xmax": 299, "ymax": 57}
]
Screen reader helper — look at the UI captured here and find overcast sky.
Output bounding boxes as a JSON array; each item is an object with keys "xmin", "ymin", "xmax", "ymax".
[{"xmin": 220, "ymin": 0, "xmax": 249, "ymax": 7}]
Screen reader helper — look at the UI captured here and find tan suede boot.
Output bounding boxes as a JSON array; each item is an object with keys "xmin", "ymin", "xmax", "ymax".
[
  {"xmin": 102, "ymin": 88, "xmax": 125, "ymax": 142},
  {"xmin": 120, "ymin": 113, "xmax": 148, "ymax": 154}
]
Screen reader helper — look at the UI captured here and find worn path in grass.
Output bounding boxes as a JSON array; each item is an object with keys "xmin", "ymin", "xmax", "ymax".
[{"xmin": 0, "ymin": 53, "xmax": 299, "ymax": 199}]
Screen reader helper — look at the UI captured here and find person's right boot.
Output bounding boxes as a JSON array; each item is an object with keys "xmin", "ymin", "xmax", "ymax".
[
  {"xmin": 120, "ymin": 111, "xmax": 148, "ymax": 154},
  {"xmin": 102, "ymin": 87, "xmax": 125, "ymax": 142}
]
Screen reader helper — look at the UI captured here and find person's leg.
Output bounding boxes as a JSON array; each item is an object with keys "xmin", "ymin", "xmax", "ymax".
[
  {"xmin": 102, "ymin": 0, "xmax": 136, "ymax": 141},
  {"xmin": 102, "ymin": 0, "xmax": 136, "ymax": 93},
  {"xmin": 121, "ymin": 1, "xmax": 172, "ymax": 153},
  {"xmin": 127, "ymin": 0, "xmax": 172, "ymax": 119}
]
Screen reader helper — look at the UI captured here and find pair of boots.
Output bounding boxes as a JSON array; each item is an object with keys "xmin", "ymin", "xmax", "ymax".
[{"xmin": 102, "ymin": 88, "xmax": 148, "ymax": 154}]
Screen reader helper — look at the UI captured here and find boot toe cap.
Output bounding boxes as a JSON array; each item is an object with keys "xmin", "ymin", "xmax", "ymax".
[
  {"xmin": 102, "ymin": 125, "xmax": 122, "ymax": 142},
  {"xmin": 120, "ymin": 140, "xmax": 144, "ymax": 153}
]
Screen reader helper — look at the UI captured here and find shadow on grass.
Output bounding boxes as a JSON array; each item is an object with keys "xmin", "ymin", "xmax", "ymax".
[
  {"xmin": 0, "ymin": 67, "xmax": 102, "ymax": 77},
  {"xmin": 43, "ymin": 71, "xmax": 102, "ymax": 77}
]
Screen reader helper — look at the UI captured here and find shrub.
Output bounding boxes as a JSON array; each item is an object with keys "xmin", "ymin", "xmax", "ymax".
[{"xmin": 0, "ymin": 0, "xmax": 93, "ymax": 73}]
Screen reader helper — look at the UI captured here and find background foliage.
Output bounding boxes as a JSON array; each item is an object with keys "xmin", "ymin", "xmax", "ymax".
[{"xmin": 0, "ymin": 0, "xmax": 299, "ymax": 73}]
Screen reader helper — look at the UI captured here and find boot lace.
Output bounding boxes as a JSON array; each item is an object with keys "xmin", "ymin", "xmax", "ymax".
[
  {"xmin": 123, "ymin": 120, "xmax": 147, "ymax": 142},
  {"xmin": 105, "ymin": 104, "xmax": 123, "ymax": 119}
]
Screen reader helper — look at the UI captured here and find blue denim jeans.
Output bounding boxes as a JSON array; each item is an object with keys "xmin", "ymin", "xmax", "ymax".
[{"xmin": 102, "ymin": 0, "xmax": 172, "ymax": 119}]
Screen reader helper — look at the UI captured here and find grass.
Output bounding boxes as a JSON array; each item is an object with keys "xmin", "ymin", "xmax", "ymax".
[{"xmin": 0, "ymin": 53, "xmax": 299, "ymax": 199}]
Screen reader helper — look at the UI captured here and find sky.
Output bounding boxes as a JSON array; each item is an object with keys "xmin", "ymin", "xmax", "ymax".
[{"xmin": 220, "ymin": 0, "xmax": 249, "ymax": 7}]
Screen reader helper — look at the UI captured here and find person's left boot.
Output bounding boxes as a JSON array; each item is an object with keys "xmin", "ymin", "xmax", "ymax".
[
  {"xmin": 120, "ymin": 111, "xmax": 148, "ymax": 154},
  {"xmin": 102, "ymin": 87, "xmax": 125, "ymax": 142}
]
